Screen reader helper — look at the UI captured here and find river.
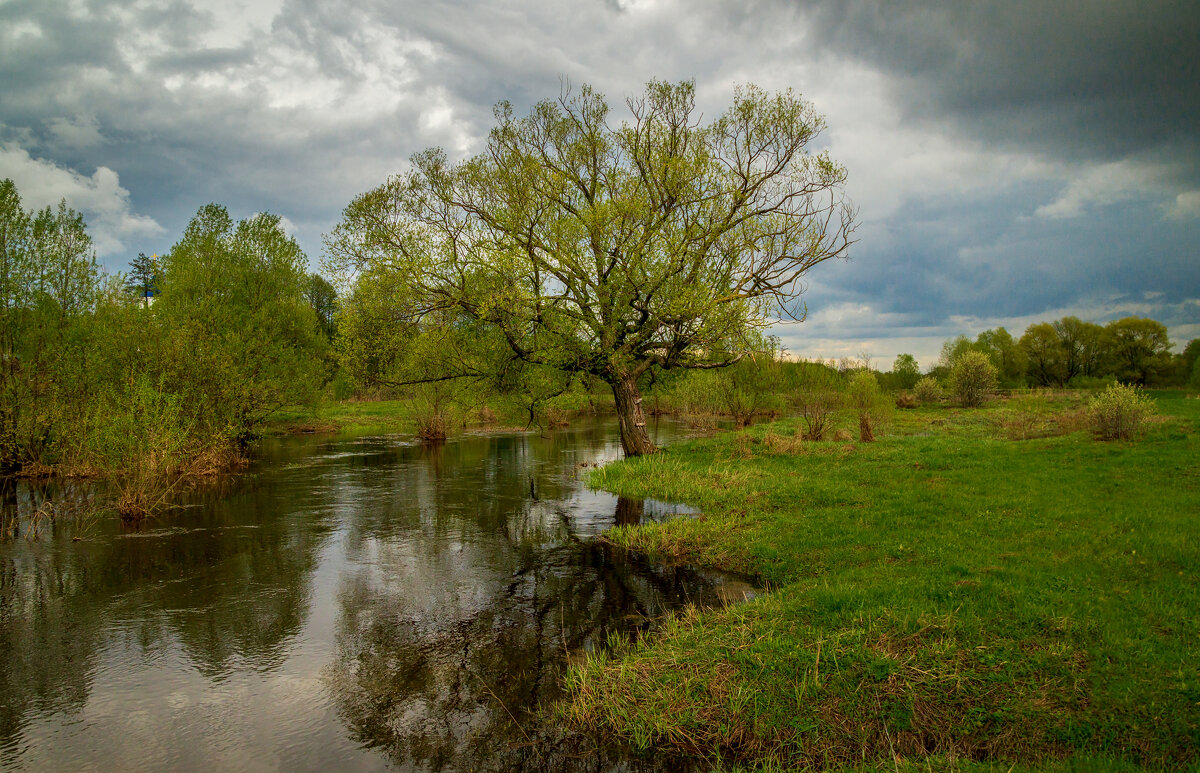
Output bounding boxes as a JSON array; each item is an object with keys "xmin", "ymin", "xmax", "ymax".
[{"xmin": 0, "ymin": 418, "xmax": 749, "ymax": 771}]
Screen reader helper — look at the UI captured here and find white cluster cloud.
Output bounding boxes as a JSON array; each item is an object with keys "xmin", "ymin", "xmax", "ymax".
[
  {"xmin": 1035, "ymin": 158, "xmax": 1198, "ymax": 221},
  {"xmin": 0, "ymin": 142, "xmax": 165, "ymax": 257},
  {"xmin": 1166, "ymin": 191, "xmax": 1200, "ymax": 221}
]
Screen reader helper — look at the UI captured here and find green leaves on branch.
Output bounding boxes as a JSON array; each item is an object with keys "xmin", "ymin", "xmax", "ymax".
[
  {"xmin": 324, "ymin": 82, "xmax": 854, "ymax": 378},
  {"xmin": 1088, "ymin": 383, "xmax": 1154, "ymax": 440},
  {"xmin": 325, "ymin": 80, "xmax": 855, "ymax": 455},
  {"xmin": 0, "ymin": 179, "xmax": 99, "ymax": 471},
  {"xmin": 157, "ymin": 205, "xmax": 329, "ymax": 446}
]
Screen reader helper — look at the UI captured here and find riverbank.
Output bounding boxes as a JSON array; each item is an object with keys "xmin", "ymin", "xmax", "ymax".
[
  {"xmin": 566, "ymin": 392, "xmax": 1199, "ymax": 771},
  {"xmin": 1, "ymin": 417, "xmax": 724, "ymax": 771},
  {"xmin": 265, "ymin": 391, "xmax": 616, "ymax": 437}
]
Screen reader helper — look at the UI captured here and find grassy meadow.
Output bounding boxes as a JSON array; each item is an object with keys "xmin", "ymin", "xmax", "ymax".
[
  {"xmin": 565, "ymin": 391, "xmax": 1200, "ymax": 771},
  {"xmin": 267, "ymin": 398, "xmax": 439, "ymax": 435}
]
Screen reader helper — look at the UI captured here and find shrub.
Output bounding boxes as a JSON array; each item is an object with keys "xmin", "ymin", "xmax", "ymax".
[
  {"xmin": 913, "ymin": 376, "xmax": 944, "ymax": 405},
  {"xmin": 797, "ymin": 387, "xmax": 841, "ymax": 440},
  {"xmin": 545, "ymin": 405, "xmax": 570, "ymax": 428},
  {"xmin": 1066, "ymin": 374, "xmax": 1117, "ymax": 390},
  {"xmin": 949, "ymin": 351, "xmax": 997, "ymax": 408},
  {"xmin": 693, "ymin": 351, "xmax": 786, "ymax": 428},
  {"xmin": 895, "ymin": 391, "xmax": 919, "ymax": 409},
  {"xmin": 1088, "ymin": 383, "xmax": 1154, "ymax": 440},
  {"xmin": 1001, "ymin": 390, "xmax": 1051, "ymax": 440},
  {"xmin": 415, "ymin": 412, "xmax": 448, "ymax": 442},
  {"xmin": 87, "ymin": 376, "xmax": 200, "ymax": 519},
  {"xmin": 671, "ymin": 371, "xmax": 721, "ymax": 429},
  {"xmin": 793, "ymin": 365, "xmax": 844, "ymax": 440},
  {"xmin": 847, "ymin": 370, "xmax": 891, "ymax": 441}
]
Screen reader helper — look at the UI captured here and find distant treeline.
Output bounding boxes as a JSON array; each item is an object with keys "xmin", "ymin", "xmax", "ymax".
[
  {"xmin": 908, "ymin": 318, "xmax": 1197, "ymax": 390},
  {"xmin": 641, "ymin": 316, "xmax": 1197, "ymax": 431}
]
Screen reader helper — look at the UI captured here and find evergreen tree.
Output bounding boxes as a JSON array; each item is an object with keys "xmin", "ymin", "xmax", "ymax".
[{"xmin": 125, "ymin": 252, "xmax": 161, "ymax": 305}]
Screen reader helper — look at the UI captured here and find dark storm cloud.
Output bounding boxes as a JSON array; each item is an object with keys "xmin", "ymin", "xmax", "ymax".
[{"xmin": 791, "ymin": 0, "xmax": 1200, "ymax": 167}]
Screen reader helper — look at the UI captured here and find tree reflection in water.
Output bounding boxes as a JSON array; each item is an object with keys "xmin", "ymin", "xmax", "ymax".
[
  {"xmin": 0, "ymin": 419, "xmax": 741, "ymax": 771},
  {"xmin": 325, "ymin": 531, "xmax": 725, "ymax": 771}
]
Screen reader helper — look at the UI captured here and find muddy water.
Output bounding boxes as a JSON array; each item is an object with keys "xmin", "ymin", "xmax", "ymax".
[{"xmin": 0, "ymin": 419, "xmax": 750, "ymax": 771}]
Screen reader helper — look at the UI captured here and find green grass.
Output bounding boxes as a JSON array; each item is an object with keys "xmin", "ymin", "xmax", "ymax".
[
  {"xmin": 267, "ymin": 398, "xmax": 430, "ymax": 434},
  {"xmin": 566, "ymin": 394, "xmax": 1200, "ymax": 771},
  {"xmin": 265, "ymin": 388, "xmax": 615, "ymax": 436}
]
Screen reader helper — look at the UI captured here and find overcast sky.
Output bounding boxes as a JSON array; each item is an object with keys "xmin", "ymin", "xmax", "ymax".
[{"xmin": 2, "ymin": 0, "xmax": 1196, "ymax": 366}]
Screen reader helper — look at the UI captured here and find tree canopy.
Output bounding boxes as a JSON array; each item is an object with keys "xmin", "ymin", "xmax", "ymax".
[
  {"xmin": 0, "ymin": 180, "xmax": 99, "ymax": 470},
  {"xmin": 326, "ymin": 80, "xmax": 855, "ymax": 454},
  {"xmin": 891, "ymin": 353, "xmax": 920, "ymax": 390},
  {"xmin": 157, "ymin": 204, "xmax": 327, "ymax": 446}
]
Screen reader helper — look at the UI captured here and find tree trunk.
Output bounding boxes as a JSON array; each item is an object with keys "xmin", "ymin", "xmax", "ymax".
[
  {"xmin": 614, "ymin": 496, "xmax": 645, "ymax": 526},
  {"xmin": 611, "ymin": 374, "xmax": 656, "ymax": 456}
]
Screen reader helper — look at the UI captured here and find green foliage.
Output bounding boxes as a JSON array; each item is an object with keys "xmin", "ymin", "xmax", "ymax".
[
  {"xmin": 1189, "ymin": 356, "xmax": 1200, "ymax": 392},
  {"xmin": 0, "ymin": 180, "xmax": 331, "ymax": 517},
  {"xmin": 913, "ymin": 375, "xmax": 944, "ymax": 405},
  {"xmin": 1103, "ymin": 317, "xmax": 1172, "ymax": 385},
  {"xmin": 156, "ymin": 204, "xmax": 328, "ymax": 446},
  {"xmin": 950, "ymin": 350, "xmax": 997, "ymax": 408},
  {"xmin": 1088, "ymin": 383, "xmax": 1154, "ymax": 440},
  {"xmin": 793, "ymin": 361, "xmax": 844, "ymax": 440},
  {"xmin": 847, "ymin": 369, "xmax": 891, "ymax": 440},
  {"xmin": 306, "ymin": 273, "xmax": 338, "ymax": 340},
  {"xmin": 1018, "ymin": 316, "xmax": 1173, "ymax": 388},
  {"xmin": 939, "ymin": 329, "xmax": 1028, "ymax": 389},
  {"xmin": 1066, "ymin": 373, "xmax": 1116, "ymax": 390},
  {"xmin": 86, "ymin": 374, "xmax": 197, "ymax": 516},
  {"xmin": 668, "ymin": 370, "xmax": 722, "ymax": 428},
  {"xmin": 493, "ymin": 358, "xmax": 575, "ymax": 429},
  {"xmin": 1180, "ymin": 339, "xmax": 1200, "ymax": 386},
  {"xmin": 324, "ymin": 80, "xmax": 855, "ymax": 455},
  {"xmin": 713, "ymin": 346, "xmax": 785, "ymax": 427},
  {"xmin": 1052, "ymin": 317, "xmax": 1104, "ymax": 383},
  {"xmin": 124, "ymin": 251, "xmax": 161, "ymax": 302},
  {"xmin": 975, "ymin": 326, "xmax": 1028, "ymax": 386},
  {"xmin": 938, "ymin": 335, "xmax": 976, "ymax": 369},
  {"xmin": 0, "ymin": 179, "xmax": 100, "ymax": 470},
  {"xmin": 891, "ymin": 353, "xmax": 920, "ymax": 390},
  {"xmin": 1020, "ymin": 322, "xmax": 1066, "ymax": 386}
]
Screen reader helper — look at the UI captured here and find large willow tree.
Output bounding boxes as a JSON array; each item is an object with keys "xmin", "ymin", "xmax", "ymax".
[{"xmin": 325, "ymin": 81, "xmax": 855, "ymax": 455}]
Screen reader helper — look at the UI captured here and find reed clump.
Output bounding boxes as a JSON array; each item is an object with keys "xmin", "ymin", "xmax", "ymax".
[{"xmin": 415, "ymin": 412, "xmax": 449, "ymax": 442}]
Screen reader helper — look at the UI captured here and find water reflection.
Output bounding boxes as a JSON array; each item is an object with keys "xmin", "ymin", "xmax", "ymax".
[
  {"xmin": 0, "ymin": 419, "xmax": 743, "ymax": 771},
  {"xmin": 325, "ymin": 540, "xmax": 731, "ymax": 771}
]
